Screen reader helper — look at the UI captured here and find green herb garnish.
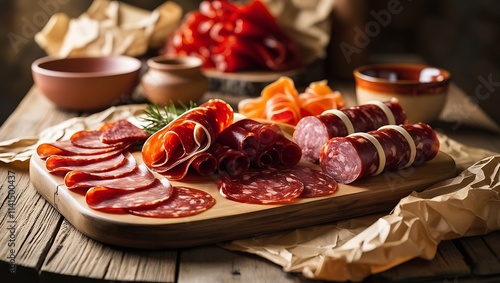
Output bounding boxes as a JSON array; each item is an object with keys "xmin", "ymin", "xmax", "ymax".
[{"xmin": 141, "ymin": 101, "xmax": 197, "ymax": 135}]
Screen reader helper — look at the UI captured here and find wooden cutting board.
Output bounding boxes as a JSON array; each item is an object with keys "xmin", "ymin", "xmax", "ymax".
[{"xmin": 30, "ymin": 151, "xmax": 456, "ymax": 249}]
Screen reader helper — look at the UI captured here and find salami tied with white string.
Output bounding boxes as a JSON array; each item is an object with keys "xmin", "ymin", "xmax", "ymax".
[
  {"xmin": 319, "ymin": 123, "xmax": 439, "ymax": 184},
  {"xmin": 293, "ymin": 99, "xmax": 407, "ymax": 163}
]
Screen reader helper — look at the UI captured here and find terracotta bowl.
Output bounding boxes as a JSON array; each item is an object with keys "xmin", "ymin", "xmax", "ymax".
[
  {"xmin": 32, "ymin": 56, "xmax": 142, "ymax": 111},
  {"xmin": 354, "ymin": 64, "xmax": 451, "ymax": 123}
]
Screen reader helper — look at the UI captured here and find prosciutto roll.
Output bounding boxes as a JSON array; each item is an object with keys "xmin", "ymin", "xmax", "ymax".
[
  {"xmin": 319, "ymin": 123, "xmax": 439, "ymax": 184},
  {"xmin": 142, "ymin": 99, "xmax": 233, "ymax": 178},
  {"xmin": 293, "ymin": 99, "xmax": 407, "ymax": 163}
]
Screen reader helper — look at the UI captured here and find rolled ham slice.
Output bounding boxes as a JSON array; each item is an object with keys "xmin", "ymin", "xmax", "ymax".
[
  {"xmin": 142, "ymin": 99, "xmax": 233, "ymax": 178},
  {"xmin": 319, "ymin": 123, "xmax": 439, "ymax": 184}
]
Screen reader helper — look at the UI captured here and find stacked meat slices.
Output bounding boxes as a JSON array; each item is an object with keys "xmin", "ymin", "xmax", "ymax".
[{"xmin": 36, "ymin": 119, "xmax": 215, "ymax": 218}]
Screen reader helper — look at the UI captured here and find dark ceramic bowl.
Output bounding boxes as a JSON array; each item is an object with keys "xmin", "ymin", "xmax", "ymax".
[
  {"xmin": 354, "ymin": 64, "xmax": 451, "ymax": 123},
  {"xmin": 32, "ymin": 56, "xmax": 142, "ymax": 111}
]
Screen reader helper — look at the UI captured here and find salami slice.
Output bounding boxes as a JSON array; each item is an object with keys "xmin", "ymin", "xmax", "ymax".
[
  {"xmin": 293, "ymin": 99, "xmax": 407, "ymax": 163},
  {"xmin": 252, "ymin": 147, "xmax": 280, "ymax": 168},
  {"xmin": 282, "ymin": 166, "xmax": 338, "ymax": 198},
  {"xmin": 274, "ymin": 132, "xmax": 302, "ymax": 167},
  {"xmin": 67, "ymin": 164, "xmax": 156, "ymax": 193},
  {"xmin": 86, "ymin": 178, "xmax": 174, "ymax": 213},
  {"xmin": 319, "ymin": 123, "xmax": 439, "ymax": 184},
  {"xmin": 64, "ymin": 152, "xmax": 137, "ymax": 185},
  {"xmin": 216, "ymin": 123, "xmax": 259, "ymax": 157},
  {"xmin": 129, "ymin": 186, "xmax": 215, "ymax": 218},
  {"xmin": 218, "ymin": 169, "xmax": 304, "ymax": 204},
  {"xmin": 101, "ymin": 119, "xmax": 149, "ymax": 144},
  {"xmin": 45, "ymin": 149, "xmax": 125, "ymax": 173},
  {"xmin": 70, "ymin": 130, "xmax": 125, "ymax": 149},
  {"xmin": 37, "ymin": 140, "xmax": 126, "ymax": 159}
]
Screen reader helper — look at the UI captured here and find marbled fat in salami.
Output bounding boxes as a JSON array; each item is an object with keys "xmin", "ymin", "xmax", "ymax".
[
  {"xmin": 282, "ymin": 166, "xmax": 338, "ymax": 198},
  {"xmin": 293, "ymin": 99, "xmax": 407, "ymax": 163},
  {"xmin": 129, "ymin": 186, "xmax": 215, "ymax": 218},
  {"xmin": 218, "ymin": 169, "xmax": 304, "ymax": 204},
  {"xmin": 319, "ymin": 123, "xmax": 439, "ymax": 184},
  {"xmin": 86, "ymin": 178, "xmax": 174, "ymax": 213}
]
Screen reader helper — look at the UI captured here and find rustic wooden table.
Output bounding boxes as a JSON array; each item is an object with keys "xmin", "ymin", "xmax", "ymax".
[{"xmin": 1, "ymin": 81, "xmax": 499, "ymax": 283}]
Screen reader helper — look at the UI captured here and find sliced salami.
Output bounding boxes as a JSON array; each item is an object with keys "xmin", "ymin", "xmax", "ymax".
[
  {"xmin": 70, "ymin": 130, "xmax": 124, "ymax": 149},
  {"xmin": 129, "ymin": 186, "xmax": 215, "ymax": 218},
  {"xmin": 293, "ymin": 99, "xmax": 407, "ymax": 163},
  {"xmin": 85, "ymin": 178, "xmax": 174, "ymax": 213},
  {"xmin": 64, "ymin": 152, "xmax": 137, "ymax": 184},
  {"xmin": 101, "ymin": 119, "xmax": 149, "ymax": 144},
  {"xmin": 37, "ymin": 140, "xmax": 126, "ymax": 159},
  {"xmin": 282, "ymin": 166, "xmax": 338, "ymax": 198},
  {"xmin": 67, "ymin": 164, "xmax": 156, "ymax": 193},
  {"xmin": 218, "ymin": 169, "xmax": 304, "ymax": 204},
  {"xmin": 45, "ymin": 149, "xmax": 125, "ymax": 173},
  {"xmin": 216, "ymin": 123, "xmax": 259, "ymax": 157},
  {"xmin": 208, "ymin": 142, "xmax": 250, "ymax": 176},
  {"xmin": 274, "ymin": 132, "xmax": 302, "ymax": 167},
  {"xmin": 319, "ymin": 123, "xmax": 439, "ymax": 184}
]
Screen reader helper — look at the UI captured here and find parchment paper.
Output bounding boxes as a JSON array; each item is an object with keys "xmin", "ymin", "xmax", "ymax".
[
  {"xmin": 1, "ymin": 104, "xmax": 498, "ymax": 282},
  {"xmin": 35, "ymin": 0, "xmax": 182, "ymax": 58}
]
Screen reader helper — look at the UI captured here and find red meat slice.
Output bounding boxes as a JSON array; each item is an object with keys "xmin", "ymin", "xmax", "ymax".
[
  {"xmin": 86, "ymin": 178, "xmax": 174, "ymax": 213},
  {"xmin": 282, "ymin": 166, "xmax": 338, "ymax": 198},
  {"xmin": 45, "ymin": 149, "xmax": 126, "ymax": 173},
  {"xmin": 129, "ymin": 186, "xmax": 215, "ymax": 218},
  {"xmin": 218, "ymin": 169, "xmax": 304, "ymax": 204},
  {"xmin": 101, "ymin": 120, "xmax": 149, "ymax": 144}
]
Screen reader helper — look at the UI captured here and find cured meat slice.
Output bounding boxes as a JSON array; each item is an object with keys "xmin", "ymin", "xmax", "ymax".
[
  {"xmin": 101, "ymin": 119, "xmax": 149, "ymax": 144},
  {"xmin": 129, "ymin": 186, "xmax": 215, "ymax": 218},
  {"xmin": 45, "ymin": 149, "xmax": 125, "ymax": 173},
  {"xmin": 218, "ymin": 169, "xmax": 304, "ymax": 204},
  {"xmin": 208, "ymin": 143, "xmax": 250, "ymax": 176},
  {"xmin": 37, "ymin": 140, "xmax": 126, "ymax": 159},
  {"xmin": 319, "ymin": 123, "xmax": 439, "ymax": 184},
  {"xmin": 216, "ymin": 123, "xmax": 259, "ymax": 157},
  {"xmin": 86, "ymin": 178, "xmax": 174, "ymax": 213},
  {"xmin": 142, "ymin": 99, "xmax": 233, "ymax": 176},
  {"xmin": 233, "ymin": 119, "xmax": 277, "ymax": 147},
  {"xmin": 155, "ymin": 152, "xmax": 218, "ymax": 180},
  {"xmin": 64, "ymin": 152, "xmax": 137, "ymax": 184},
  {"xmin": 274, "ymin": 131, "xmax": 302, "ymax": 167},
  {"xmin": 252, "ymin": 147, "xmax": 280, "ymax": 168},
  {"xmin": 293, "ymin": 99, "xmax": 407, "ymax": 163},
  {"xmin": 282, "ymin": 166, "xmax": 338, "ymax": 198},
  {"xmin": 67, "ymin": 164, "xmax": 156, "ymax": 193},
  {"xmin": 70, "ymin": 130, "xmax": 125, "ymax": 149}
]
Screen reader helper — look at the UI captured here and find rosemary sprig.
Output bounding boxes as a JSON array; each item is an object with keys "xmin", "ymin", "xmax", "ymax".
[{"xmin": 141, "ymin": 101, "xmax": 197, "ymax": 135}]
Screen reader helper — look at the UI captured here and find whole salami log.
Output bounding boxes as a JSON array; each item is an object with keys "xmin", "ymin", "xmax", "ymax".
[
  {"xmin": 293, "ymin": 99, "xmax": 407, "ymax": 163},
  {"xmin": 319, "ymin": 123, "xmax": 439, "ymax": 184}
]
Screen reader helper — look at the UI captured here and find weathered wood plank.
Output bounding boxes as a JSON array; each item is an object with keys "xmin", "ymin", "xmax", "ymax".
[
  {"xmin": 457, "ymin": 232, "xmax": 500, "ymax": 276},
  {"xmin": 39, "ymin": 219, "xmax": 177, "ymax": 283},
  {"xmin": 372, "ymin": 240, "xmax": 471, "ymax": 282},
  {"xmin": 177, "ymin": 245, "xmax": 323, "ymax": 283}
]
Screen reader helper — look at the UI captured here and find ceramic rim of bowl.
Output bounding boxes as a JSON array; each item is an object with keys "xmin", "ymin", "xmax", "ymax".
[
  {"xmin": 353, "ymin": 63, "xmax": 451, "ymax": 95},
  {"xmin": 32, "ymin": 56, "xmax": 142, "ymax": 78},
  {"xmin": 147, "ymin": 55, "xmax": 204, "ymax": 71}
]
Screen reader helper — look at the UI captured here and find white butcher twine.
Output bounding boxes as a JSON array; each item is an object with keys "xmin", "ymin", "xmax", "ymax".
[
  {"xmin": 363, "ymin": 100, "xmax": 396, "ymax": 125},
  {"xmin": 378, "ymin": 125, "xmax": 417, "ymax": 168},
  {"xmin": 348, "ymin": 132, "xmax": 386, "ymax": 176},
  {"xmin": 321, "ymin": 109, "xmax": 355, "ymax": 134}
]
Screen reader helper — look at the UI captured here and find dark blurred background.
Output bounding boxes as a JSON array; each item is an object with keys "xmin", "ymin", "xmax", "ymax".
[{"xmin": 1, "ymin": 0, "xmax": 499, "ymax": 127}]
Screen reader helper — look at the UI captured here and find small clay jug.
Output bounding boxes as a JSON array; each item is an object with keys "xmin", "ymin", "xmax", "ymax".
[{"xmin": 141, "ymin": 55, "xmax": 208, "ymax": 106}]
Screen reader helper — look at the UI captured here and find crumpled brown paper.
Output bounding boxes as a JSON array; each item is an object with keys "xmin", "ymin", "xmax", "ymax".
[
  {"xmin": 35, "ymin": 0, "xmax": 182, "ymax": 58},
  {"xmin": 1, "ymin": 104, "xmax": 499, "ymax": 282}
]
